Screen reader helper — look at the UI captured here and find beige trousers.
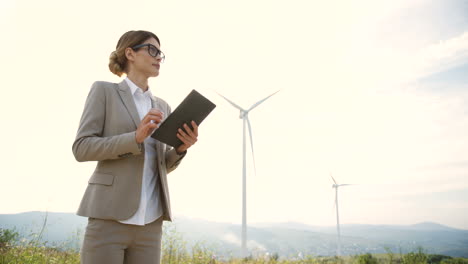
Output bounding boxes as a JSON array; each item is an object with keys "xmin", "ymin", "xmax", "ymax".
[{"xmin": 80, "ymin": 217, "xmax": 163, "ymax": 264}]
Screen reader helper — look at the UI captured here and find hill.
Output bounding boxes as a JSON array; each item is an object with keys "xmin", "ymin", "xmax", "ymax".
[{"xmin": 1, "ymin": 212, "xmax": 467, "ymax": 258}]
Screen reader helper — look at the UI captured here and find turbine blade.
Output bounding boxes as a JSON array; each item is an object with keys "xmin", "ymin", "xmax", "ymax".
[
  {"xmin": 339, "ymin": 184, "xmax": 353, "ymax": 187},
  {"xmin": 216, "ymin": 92, "xmax": 245, "ymax": 111},
  {"xmin": 247, "ymin": 90, "xmax": 280, "ymax": 112},
  {"xmin": 330, "ymin": 173, "xmax": 337, "ymax": 184},
  {"xmin": 246, "ymin": 116, "xmax": 256, "ymax": 176}
]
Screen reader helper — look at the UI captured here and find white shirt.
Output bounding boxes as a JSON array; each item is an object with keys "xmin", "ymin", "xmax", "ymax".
[{"xmin": 119, "ymin": 77, "xmax": 163, "ymax": 226}]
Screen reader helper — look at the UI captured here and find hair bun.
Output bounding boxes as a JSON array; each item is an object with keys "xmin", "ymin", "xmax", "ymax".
[{"xmin": 109, "ymin": 51, "xmax": 124, "ymax": 77}]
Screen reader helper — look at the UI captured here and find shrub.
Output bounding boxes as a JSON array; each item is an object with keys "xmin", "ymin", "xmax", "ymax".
[
  {"xmin": 402, "ymin": 247, "xmax": 428, "ymax": 264},
  {"xmin": 441, "ymin": 258, "xmax": 468, "ymax": 264},
  {"xmin": 355, "ymin": 253, "xmax": 379, "ymax": 264},
  {"xmin": 428, "ymin": 254, "xmax": 452, "ymax": 264},
  {"xmin": 0, "ymin": 228, "xmax": 19, "ymax": 249}
]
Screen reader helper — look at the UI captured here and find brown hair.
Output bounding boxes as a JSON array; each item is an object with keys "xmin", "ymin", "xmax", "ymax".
[{"xmin": 108, "ymin": 30, "xmax": 160, "ymax": 77}]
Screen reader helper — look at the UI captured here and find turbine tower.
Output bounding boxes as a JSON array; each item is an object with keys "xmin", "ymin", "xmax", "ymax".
[
  {"xmin": 218, "ymin": 91, "xmax": 279, "ymax": 257},
  {"xmin": 331, "ymin": 173, "xmax": 352, "ymax": 257}
]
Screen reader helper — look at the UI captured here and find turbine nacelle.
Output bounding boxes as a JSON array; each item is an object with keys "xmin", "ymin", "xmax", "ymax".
[{"xmin": 239, "ymin": 110, "xmax": 248, "ymax": 119}]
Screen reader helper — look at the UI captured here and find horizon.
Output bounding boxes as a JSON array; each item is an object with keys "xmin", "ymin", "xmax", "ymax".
[
  {"xmin": 1, "ymin": 0, "xmax": 468, "ymax": 230},
  {"xmin": 3, "ymin": 210, "xmax": 468, "ymax": 231}
]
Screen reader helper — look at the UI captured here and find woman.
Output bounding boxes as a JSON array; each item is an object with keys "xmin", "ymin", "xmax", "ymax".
[{"xmin": 73, "ymin": 30, "xmax": 198, "ymax": 264}]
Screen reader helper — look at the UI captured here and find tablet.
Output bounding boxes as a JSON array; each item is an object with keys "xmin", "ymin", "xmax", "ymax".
[{"xmin": 151, "ymin": 90, "xmax": 216, "ymax": 147}]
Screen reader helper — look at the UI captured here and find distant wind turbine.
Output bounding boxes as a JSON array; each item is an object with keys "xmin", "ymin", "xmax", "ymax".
[
  {"xmin": 217, "ymin": 91, "xmax": 279, "ymax": 257},
  {"xmin": 331, "ymin": 173, "xmax": 353, "ymax": 257}
]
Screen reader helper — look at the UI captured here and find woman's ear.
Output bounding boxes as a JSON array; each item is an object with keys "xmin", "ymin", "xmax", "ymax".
[{"xmin": 125, "ymin": 47, "xmax": 135, "ymax": 62}]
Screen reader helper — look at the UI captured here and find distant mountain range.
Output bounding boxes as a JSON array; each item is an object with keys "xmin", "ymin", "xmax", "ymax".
[{"xmin": 1, "ymin": 212, "xmax": 467, "ymax": 258}]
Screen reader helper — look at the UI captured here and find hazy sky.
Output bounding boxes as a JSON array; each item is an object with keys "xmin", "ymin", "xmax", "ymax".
[{"xmin": 1, "ymin": 0, "xmax": 468, "ymax": 229}]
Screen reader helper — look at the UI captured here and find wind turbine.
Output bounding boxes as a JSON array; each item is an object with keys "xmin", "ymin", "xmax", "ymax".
[
  {"xmin": 331, "ymin": 173, "xmax": 352, "ymax": 257},
  {"xmin": 218, "ymin": 91, "xmax": 279, "ymax": 257}
]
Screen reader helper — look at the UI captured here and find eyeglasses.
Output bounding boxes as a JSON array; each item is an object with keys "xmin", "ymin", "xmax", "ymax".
[{"xmin": 132, "ymin": 43, "xmax": 165, "ymax": 62}]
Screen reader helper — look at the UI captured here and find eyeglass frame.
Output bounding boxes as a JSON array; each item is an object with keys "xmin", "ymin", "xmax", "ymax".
[{"xmin": 131, "ymin": 43, "xmax": 165, "ymax": 62}]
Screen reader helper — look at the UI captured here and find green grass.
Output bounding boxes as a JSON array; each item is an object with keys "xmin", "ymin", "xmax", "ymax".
[
  {"xmin": 2, "ymin": 245, "xmax": 468, "ymax": 264},
  {"xmin": 0, "ymin": 246, "xmax": 79, "ymax": 264}
]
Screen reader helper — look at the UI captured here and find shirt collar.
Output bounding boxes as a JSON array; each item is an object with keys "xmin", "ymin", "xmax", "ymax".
[{"xmin": 125, "ymin": 77, "xmax": 153, "ymax": 98}]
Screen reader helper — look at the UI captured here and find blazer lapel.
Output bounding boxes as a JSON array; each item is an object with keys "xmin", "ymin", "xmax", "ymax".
[
  {"xmin": 150, "ymin": 96, "xmax": 164, "ymax": 115},
  {"xmin": 117, "ymin": 80, "xmax": 141, "ymax": 128}
]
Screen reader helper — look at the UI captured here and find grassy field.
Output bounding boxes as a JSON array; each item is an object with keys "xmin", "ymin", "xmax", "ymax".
[{"xmin": 1, "ymin": 227, "xmax": 468, "ymax": 264}]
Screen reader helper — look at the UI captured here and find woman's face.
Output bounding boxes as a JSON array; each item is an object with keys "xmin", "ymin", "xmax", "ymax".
[{"xmin": 129, "ymin": 37, "xmax": 163, "ymax": 78}]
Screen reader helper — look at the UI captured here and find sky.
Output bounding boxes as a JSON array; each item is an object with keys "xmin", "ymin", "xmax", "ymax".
[{"xmin": 1, "ymin": 0, "xmax": 468, "ymax": 230}]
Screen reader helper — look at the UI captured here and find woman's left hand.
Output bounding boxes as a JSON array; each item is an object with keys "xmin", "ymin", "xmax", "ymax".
[{"xmin": 176, "ymin": 121, "xmax": 198, "ymax": 154}]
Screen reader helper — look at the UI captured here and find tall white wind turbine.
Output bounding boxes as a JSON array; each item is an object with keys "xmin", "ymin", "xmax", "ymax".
[
  {"xmin": 331, "ymin": 173, "xmax": 352, "ymax": 257},
  {"xmin": 218, "ymin": 91, "xmax": 279, "ymax": 257}
]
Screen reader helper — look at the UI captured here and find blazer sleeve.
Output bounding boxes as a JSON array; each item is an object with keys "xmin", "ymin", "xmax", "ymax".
[
  {"xmin": 72, "ymin": 82, "xmax": 142, "ymax": 162},
  {"xmin": 165, "ymin": 148, "xmax": 186, "ymax": 173}
]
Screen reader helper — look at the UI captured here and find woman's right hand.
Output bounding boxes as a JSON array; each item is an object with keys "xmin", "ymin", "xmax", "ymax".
[{"xmin": 135, "ymin": 109, "xmax": 163, "ymax": 144}]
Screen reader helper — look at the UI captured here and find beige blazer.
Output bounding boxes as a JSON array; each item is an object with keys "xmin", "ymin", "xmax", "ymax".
[{"xmin": 72, "ymin": 80, "xmax": 185, "ymax": 222}]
